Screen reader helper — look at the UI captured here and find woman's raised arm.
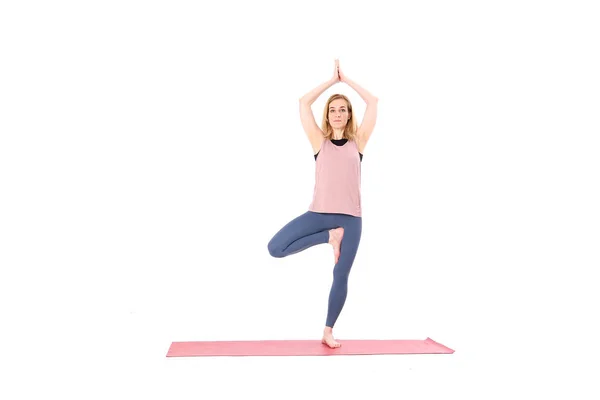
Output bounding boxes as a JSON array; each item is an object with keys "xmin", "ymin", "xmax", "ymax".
[{"xmin": 299, "ymin": 60, "xmax": 340, "ymax": 154}]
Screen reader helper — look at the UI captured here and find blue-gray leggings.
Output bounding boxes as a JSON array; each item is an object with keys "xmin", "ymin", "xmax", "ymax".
[{"xmin": 267, "ymin": 211, "xmax": 362, "ymax": 328}]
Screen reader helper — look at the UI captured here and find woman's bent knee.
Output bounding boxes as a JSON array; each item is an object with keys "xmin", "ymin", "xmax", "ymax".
[{"xmin": 268, "ymin": 239, "xmax": 283, "ymax": 258}]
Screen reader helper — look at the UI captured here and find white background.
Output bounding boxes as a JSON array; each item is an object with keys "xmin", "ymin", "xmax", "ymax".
[{"xmin": 1, "ymin": 1, "xmax": 599, "ymax": 399}]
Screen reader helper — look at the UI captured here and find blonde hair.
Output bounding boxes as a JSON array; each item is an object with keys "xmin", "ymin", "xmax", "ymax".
[{"xmin": 321, "ymin": 94, "xmax": 358, "ymax": 141}]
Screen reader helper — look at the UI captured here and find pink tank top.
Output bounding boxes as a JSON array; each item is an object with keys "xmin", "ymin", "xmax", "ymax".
[{"xmin": 308, "ymin": 138, "xmax": 362, "ymax": 217}]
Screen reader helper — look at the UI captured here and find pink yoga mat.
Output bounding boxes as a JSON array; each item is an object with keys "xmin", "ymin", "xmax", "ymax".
[{"xmin": 166, "ymin": 337, "xmax": 454, "ymax": 357}]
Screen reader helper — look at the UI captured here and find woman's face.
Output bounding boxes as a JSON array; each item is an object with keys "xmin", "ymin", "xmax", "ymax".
[{"xmin": 328, "ymin": 99, "xmax": 350, "ymax": 128}]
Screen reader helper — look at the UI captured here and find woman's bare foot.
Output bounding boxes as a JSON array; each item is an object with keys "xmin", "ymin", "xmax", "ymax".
[
  {"xmin": 328, "ymin": 227, "xmax": 344, "ymax": 264},
  {"xmin": 321, "ymin": 327, "xmax": 341, "ymax": 348}
]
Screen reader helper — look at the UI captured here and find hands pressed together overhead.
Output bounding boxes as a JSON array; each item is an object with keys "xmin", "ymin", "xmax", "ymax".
[{"xmin": 332, "ymin": 59, "xmax": 347, "ymax": 83}]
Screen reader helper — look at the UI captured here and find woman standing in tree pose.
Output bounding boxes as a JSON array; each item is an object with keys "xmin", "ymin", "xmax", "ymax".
[{"xmin": 267, "ymin": 59, "xmax": 378, "ymax": 348}]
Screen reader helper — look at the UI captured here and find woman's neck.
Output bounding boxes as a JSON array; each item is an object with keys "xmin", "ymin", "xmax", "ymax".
[{"xmin": 332, "ymin": 129, "xmax": 345, "ymax": 140}]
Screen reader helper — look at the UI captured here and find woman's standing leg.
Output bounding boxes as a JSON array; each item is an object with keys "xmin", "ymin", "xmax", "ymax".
[
  {"xmin": 268, "ymin": 211, "xmax": 336, "ymax": 258},
  {"xmin": 322, "ymin": 214, "xmax": 362, "ymax": 347}
]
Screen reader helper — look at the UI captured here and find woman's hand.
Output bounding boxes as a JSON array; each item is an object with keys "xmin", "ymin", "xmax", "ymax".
[
  {"xmin": 331, "ymin": 59, "xmax": 340, "ymax": 84},
  {"xmin": 337, "ymin": 60, "xmax": 347, "ymax": 83}
]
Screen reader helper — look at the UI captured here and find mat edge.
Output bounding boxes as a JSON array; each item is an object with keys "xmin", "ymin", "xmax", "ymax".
[{"xmin": 425, "ymin": 337, "xmax": 455, "ymax": 353}]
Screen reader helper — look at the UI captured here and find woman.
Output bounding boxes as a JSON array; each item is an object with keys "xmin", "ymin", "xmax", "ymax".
[{"xmin": 267, "ymin": 59, "xmax": 378, "ymax": 348}]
